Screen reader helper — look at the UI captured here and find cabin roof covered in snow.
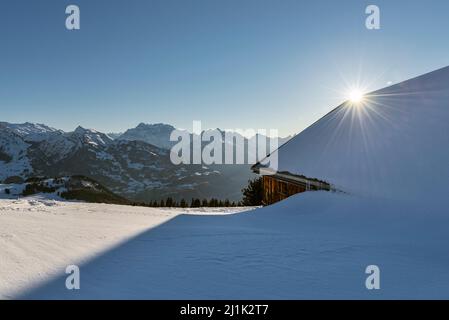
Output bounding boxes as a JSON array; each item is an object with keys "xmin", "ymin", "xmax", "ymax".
[{"xmin": 254, "ymin": 66, "xmax": 449, "ymax": 199}]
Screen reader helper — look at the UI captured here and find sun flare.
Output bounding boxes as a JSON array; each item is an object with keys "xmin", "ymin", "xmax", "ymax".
[{"xmin": 348, "ymin": 89, "xmax": 364, "ymax": 103}]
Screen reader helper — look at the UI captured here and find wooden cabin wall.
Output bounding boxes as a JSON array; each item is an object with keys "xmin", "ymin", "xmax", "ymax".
[{"xmin": 262, "ymin": 176, "xmax": 307, "ymax": 205}]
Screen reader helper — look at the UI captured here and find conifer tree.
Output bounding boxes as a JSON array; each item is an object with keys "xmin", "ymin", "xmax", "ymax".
[{"xmin": 241, "ymin": 177, "xmax": 263, "ymax": 206}]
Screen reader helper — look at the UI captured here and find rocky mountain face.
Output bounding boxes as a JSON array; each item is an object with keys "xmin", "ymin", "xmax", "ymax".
[
  {"xmin": 118, "ymin": 123, "xmax": 177, "ymax": 150},
  {"xmin": 0, "ymin": 124, "xmax": 33, "ymax": 180},
  {"xmin": 0, "ymin": 122, "xmax": 283, "ymax": 201}
]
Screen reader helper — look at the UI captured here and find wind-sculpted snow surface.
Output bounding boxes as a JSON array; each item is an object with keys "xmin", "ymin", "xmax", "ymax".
[
  {"xmin": 260, "ymin": 66, "xmax": 449, "ymax": 199},
  {"xmin": 1, "ymin": 191, "xmax": 448, "ymax": 299}
]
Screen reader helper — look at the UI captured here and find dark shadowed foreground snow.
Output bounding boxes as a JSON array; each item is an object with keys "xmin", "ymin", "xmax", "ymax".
[{"xmin": 7, "ymin": 191, "xmax": 449, "ymax": 299}]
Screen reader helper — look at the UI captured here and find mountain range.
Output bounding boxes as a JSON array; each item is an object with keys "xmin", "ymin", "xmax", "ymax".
[{"xmin": 0, "ymin": 122, "xmax": 290, "ymax": 202}]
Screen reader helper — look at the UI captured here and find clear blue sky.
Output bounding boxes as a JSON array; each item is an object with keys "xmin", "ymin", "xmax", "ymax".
[{"xmin": 1, "ymin": 0, "xmax": 449, "ymax": 136}]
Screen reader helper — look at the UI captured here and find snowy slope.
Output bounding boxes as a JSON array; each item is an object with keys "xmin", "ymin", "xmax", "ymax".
[
  {"xmin": 32, "ymin": 131, "xmax": 77, "ymax": 161},
  {"xmin": 0, "ymin": 127, "xmax": 32, "ymax": 181},
  {"xmin": 1, "ymin": 122, "xmax": 60, "ymax": 142},
  {"xmin": 258, "ymin": 66, "xmax": 449, "ymax": 199},
  {"xmin": 70, "ymin": 126, "xmax": 114, "ymax": 148},
  {"xmin": 0, "ymin": 198, "xmax": 251, "ymax": 299},
  {"xmin": 1, "ymin": 192, "xmax": 448, "ymax": 299}
]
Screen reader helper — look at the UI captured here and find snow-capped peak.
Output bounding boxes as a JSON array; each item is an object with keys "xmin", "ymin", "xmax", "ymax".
[
  {"xmin": 1, "ymin": 122, "xmax": 61, "ymax": 142},
  {"xmin": 119, "ymin": 123, "xmax": 176, "ymax": 150},
  {"xmin": 71, "ymin": 126, "xmax": 113, "ymax": 147},
  {"xmin": 74, "ymin": 126, "xmax": 98, "ymax": 135}
]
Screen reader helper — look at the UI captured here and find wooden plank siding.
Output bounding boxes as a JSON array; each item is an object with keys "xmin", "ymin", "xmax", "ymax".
[
  {"xmin": 262, "ymin": 176, "xmax": 305, "ymax": 205},
  {"xmin": 262, "ymin": 174, "xmax": 330, "ymax": 205}
]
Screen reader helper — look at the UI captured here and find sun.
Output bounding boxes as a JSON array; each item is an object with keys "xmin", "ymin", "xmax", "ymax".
[{"xmin": 348, "ymin": 89, "xmax": 364, "ymax": 103}]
